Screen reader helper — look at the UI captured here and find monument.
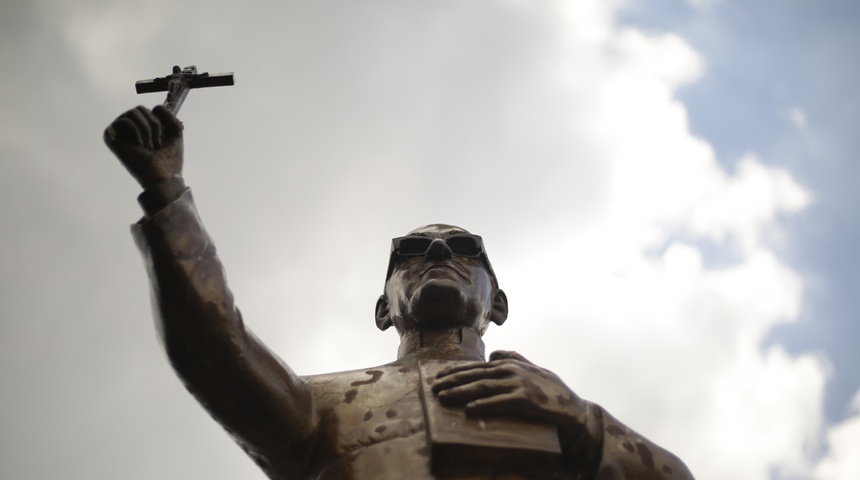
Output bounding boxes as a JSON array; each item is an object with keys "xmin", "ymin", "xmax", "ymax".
[{"xmin": 104, "ymin": 66, "xmax": 694, "ymax": 479}]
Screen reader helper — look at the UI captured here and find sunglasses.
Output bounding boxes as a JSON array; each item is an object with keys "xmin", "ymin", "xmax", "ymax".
[{"xmin": 385, "ymin": 234, "xmax": 496, "ymax": 283}]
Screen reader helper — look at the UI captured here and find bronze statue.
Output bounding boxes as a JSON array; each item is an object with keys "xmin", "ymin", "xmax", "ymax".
[{"xmin": 105, "ymin": 99, "xmax": 694, "ymax": 479}]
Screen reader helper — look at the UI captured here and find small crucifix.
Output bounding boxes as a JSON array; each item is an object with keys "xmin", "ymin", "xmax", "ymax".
[{"xmin": 135, "ymin": 65, "xmax": 234, "ymax": 115}]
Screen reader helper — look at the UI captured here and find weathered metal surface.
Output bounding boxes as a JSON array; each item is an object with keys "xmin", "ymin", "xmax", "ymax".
[{"xmin": 103, "ymin": 99, "xmax": 696, "ymax": 479}]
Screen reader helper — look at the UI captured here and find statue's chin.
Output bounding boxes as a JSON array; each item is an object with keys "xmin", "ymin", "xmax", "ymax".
[{"xmin": 409, "ymin": 281, "xmax": 472, "ymax": 327}]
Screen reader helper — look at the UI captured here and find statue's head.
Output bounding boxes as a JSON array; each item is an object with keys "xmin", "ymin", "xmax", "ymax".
[{"xmin": 375, "ymin": 224, "xmax": 508, "ymax": 335}]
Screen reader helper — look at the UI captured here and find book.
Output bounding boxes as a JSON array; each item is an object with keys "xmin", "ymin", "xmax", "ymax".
[{"xmin": 418, "ymin": 360, "xmax": 563, "ymax": 476}]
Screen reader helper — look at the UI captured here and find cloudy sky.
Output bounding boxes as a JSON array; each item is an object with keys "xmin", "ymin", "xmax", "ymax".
[{"xmin": 1, "ymin": 0, "xmax": 858, "ymax": 478}]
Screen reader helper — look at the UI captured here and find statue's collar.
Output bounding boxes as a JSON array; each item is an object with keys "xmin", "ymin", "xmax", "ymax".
[{"xmin": 396, "ymin": 327, "xmax": 486, "ymax": 362}]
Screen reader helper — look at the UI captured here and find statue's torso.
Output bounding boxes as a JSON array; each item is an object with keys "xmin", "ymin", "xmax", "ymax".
[
  {"xmin": 304, "ymin": 362, "xmax": 570, "ymax": 480},
  {"xmin": 307, "ymin": 363, "xmax": 428, "ymax": 479}
]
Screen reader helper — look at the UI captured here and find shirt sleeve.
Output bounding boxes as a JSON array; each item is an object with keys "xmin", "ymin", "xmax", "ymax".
[{"xmin": 137, "ymin": 176, "xmax": 188, "ymax": 216}]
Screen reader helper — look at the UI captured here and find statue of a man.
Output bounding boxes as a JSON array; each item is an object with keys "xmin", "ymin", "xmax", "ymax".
[{"xmin": 105, "ymin": 105, "xmax": 694, "ymax": 479}]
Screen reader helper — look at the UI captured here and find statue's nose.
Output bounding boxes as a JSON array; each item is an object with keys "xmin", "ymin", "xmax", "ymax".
[{"xmin": 425, "ymin": 238, "xmax": 453, "ymax": 261}]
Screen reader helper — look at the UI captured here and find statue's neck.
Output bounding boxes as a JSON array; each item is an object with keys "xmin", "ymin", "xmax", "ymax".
[{"xmin": 396, "ymin": 327, "xmax": 486, "ymax": 362}]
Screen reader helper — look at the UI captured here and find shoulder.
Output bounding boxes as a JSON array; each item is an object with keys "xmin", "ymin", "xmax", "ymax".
[
  {"xmin": 596, "ymin": 407, "xmax": 695, "ymax": 479},
  {"xmin": 301, "ymin": 363, "xmax": 427, "ymax": 461},
  {"xmin": 304, "ymin": 363, "xmax": 424, "ymax": 418},
  {"xmin": 305, "ymin": 363, "xmax": 419, "ymax": 395}
]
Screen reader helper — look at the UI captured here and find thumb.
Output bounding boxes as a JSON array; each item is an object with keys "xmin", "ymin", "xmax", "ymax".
[{"xmin": 152, "ymin": 105, "xmax": 184, "ymax": 138}]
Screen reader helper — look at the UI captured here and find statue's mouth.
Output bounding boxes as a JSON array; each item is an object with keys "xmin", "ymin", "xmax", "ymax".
[{"xmin": 421, "ymin": 263, "xmax": 469, "ymax": 282}]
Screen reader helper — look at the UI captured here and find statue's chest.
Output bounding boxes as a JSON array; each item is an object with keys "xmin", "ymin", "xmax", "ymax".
[
  {"xmin": 308, "ymin": 365, "xmax": 426, "ymax": 456},
  {"xmin": 303, "ymin": 362, "xmax": 567, "ymax": 480}
]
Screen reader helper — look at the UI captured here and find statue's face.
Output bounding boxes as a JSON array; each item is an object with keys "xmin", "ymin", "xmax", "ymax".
[{"xmin": 383, "ymin": 225, "xmax": 497, "ymax": 333}]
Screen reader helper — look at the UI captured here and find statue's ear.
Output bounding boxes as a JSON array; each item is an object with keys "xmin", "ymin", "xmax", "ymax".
[
  {"xmin": 490, "ymin": 289, "xmax": 508, "ymax": 326},
  {"xmin": 375, "ymin": 295, "xmax": 393, "ymax": 331}
]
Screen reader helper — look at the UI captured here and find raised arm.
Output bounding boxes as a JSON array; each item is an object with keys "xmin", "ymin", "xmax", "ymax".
[{"xmin": 105, "ymin": 106, "xmax": 317, "ymax": 477}]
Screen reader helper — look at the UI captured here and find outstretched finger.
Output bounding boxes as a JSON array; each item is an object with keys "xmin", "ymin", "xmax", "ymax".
[
  {"xmin": 436, "ymin": 378, "xmax": 518, "ymax": 407},
  {"xmin": 465, "ymin": 392, "xmax": 538, "ymax": 419},
  {"xmin": 436, "ymin": 360, "xmax": 492, "ymax": 379},
  {"xmin": 137, "ymin": 106, "xmax": 163, "ymax": 148},
  {"xmin": 152, "ymin": 104, "xmax": 183, "ymax": 139},
  {"xmin": 121, "ymin": 107, "xmax": 153, "ymax": 149},
  {"xmin": 432, "ymin": 365, "xmax": 513, "ymax": 394},
  {"xmin": 106, "ymin": 117, "xmax": 144, "ymax": 148}
]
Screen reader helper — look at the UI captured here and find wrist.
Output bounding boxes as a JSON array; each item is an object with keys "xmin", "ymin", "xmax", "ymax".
[{"xmin": 137, "ymin": 176, "xmax": 187, "ymax": 215}]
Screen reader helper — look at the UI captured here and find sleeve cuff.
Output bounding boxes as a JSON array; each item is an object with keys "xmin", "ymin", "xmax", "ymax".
[{"xmin": 137, "ymin": 177, "xmax": 188, "ymax": 216}]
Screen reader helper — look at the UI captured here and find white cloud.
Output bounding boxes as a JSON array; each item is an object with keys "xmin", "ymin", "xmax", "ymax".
[
  {"xmin": 815, "ymin": 389, "xmax": 860, "ymax": 480},
  {"xmin": 2, "ymin": 1, "xmax": 835, "ymax": 479},
  {"xmin": 689, "ymin": 154, "xmax": 812, "ymax": 253},
  {"xmin": 181, "ymin": 2, "xmax": 824, "ymax": 478},
  {"xmin": 499, "ymin": 237, "xmax": 824, "ymax": 478},
  {"xmin": 789, "ymin": 107, "xmax": 809, "ymax": 130},
  {"xmin": 613, "ymin": 29, "xmax": 705, "ymax": 88},
  {"xmin": 447, "ymin": 3, "xmax": 823, "ymax": 478}
]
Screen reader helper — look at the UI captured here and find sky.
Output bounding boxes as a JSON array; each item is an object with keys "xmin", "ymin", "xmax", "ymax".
[{"xmin": 1, "ymin": 0, "xmax": 858, "ymax": 479}]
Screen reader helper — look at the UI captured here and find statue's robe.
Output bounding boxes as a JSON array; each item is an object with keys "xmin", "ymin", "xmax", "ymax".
[{"xmin": 131, "ymin": 186, "xmax": 694, "ymax": 480}]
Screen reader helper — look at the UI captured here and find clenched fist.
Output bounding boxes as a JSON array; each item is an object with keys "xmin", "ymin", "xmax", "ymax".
[{"xmin": 104, "ymin": 105, "xmax": 184, "ymax": 188}]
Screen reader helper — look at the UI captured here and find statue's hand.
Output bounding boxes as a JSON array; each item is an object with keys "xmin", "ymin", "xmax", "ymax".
[
  {"xmin": 104, "ymin": 105, "xmax": 184, "ymax": 188},
  {"xmin": 432, "ymin": 350, "xmax": 589, "ymax": 429}
]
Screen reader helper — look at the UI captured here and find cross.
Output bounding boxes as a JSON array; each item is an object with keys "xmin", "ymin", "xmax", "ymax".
[{"xmin": 135, "ymin": 65, "xmax": 234, "ymax": 115}]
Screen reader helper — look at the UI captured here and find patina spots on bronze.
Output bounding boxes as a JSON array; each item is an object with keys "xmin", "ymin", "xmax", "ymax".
[
  {"xmin": 637, "ymin": 442, "xmax": 656, "ymax": 469},
  {"xmin": 344, "ymin": 389, "xmax": 358, "ymax": 404},
  {"xmin": 107, "ymin": 100, "xmax": 694, "ymax": 480},
  {"xmin": 351, "ymin": 370, "xmax": 384, "ymax": 387}
]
